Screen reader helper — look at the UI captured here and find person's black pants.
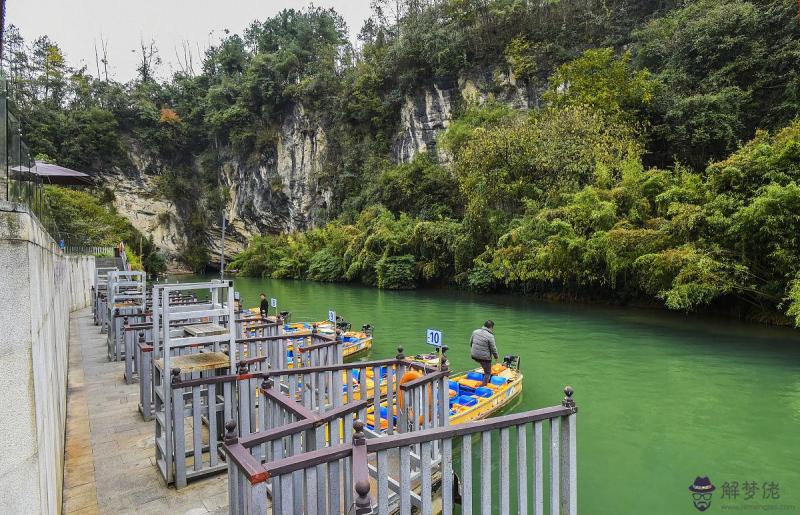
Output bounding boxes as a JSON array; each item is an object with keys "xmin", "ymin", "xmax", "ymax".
[{"xmin": 473, "ymin": 358, "xmax": 492, "ymax": 386}]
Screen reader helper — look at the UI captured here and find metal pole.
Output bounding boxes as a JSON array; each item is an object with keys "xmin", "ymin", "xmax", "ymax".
[{"xmin": 220, "ymin": 214, "xmax": 226, "ymax": 281}]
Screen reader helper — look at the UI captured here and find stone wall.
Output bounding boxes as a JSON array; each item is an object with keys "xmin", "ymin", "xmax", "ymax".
[{"xmin": 0, "ymin": 201, "xmax": 94, "ymax": 514}]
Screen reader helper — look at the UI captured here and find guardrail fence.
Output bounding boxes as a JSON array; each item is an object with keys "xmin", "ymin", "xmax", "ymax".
[{"xmin": 223, "ymin": 386, "xmax": 578, "ymax": 515}]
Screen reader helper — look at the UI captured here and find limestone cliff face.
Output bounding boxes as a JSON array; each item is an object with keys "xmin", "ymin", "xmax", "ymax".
[
  {"xmin": 393, "ymin": 69, "xmax": 538, "ymax": 163},
  {"xmin": 222, "ymin": 104, "xmax": 329, "ymax": 238},
  {"xmin": 107, "ymin": 105, "xmax": 330, "ymax": 269},
  {"xmin": 393, "ymin": 84, "xmax": 455, "ymax": 163},
  {"xmin": 108, "ymin": 70, "xmax": 533, "ymax": 269},
  {"xmin": 106, "ymin": 141, "xmax": 190, "ymax": 271}
]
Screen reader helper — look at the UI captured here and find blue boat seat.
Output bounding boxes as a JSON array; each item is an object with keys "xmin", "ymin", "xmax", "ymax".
[
  {"xmin": 459, "ymin": 385, "xmax": 475, "ymax": 395},
  {"xmin": 474, "ymin": 387, "xmax": 492, "ymax": 398},
  {"xmin": 456, "ymin": 395, "xmax": 477, "ymax": 407}
]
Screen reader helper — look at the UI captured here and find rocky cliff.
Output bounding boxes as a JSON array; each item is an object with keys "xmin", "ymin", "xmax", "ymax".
[
  {"xmin": 222, "ymin": 103, "xmax": 329, "ymax": 238},
  {"xmin": 108, "ymin": 69, "xmax": 534, "ymax": 270},
  {"xmin": 109, "ymin": 105, "xmax": 330, "ymax": 269},
  {"xmin": 392, "ymin": 69, "xmax": 537, "ymax": 163},
  {"xmin": 106, "ymin": 141, "xmax": 190, "ymax": 271}
]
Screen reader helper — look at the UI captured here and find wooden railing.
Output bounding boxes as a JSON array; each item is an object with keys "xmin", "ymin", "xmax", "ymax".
[
  {"xmin": 156, "ymin": 329, "xmax": 345, "ymax": 488},
  {"xmin": 223, "ymin": 382, "xmax": 369, "ymax": 514},
  {"xmin": 104, "ymin": 270, "xmax": 146, "ymax": 359},
  {"xmin": 223, "ymin": 386, "xmax": 578, "ymax": 515}
]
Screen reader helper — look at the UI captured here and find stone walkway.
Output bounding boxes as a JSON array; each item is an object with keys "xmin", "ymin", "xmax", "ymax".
[{"xmin": 62, "ymin": 308, "xmax": 228, "ymax": 514}]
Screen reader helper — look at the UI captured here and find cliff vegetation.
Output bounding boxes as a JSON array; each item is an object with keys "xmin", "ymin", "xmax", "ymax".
[{"xmin": 7, "ymin": 0, "xmax": 800, "ymax": 323}]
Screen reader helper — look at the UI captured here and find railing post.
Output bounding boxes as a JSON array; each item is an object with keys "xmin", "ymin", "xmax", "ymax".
[
  {"xmin": 560, "ymin": 386, "xmax": 577, "ymax": 515},
  {"xmin": 121, "ymin": 315, "xmax": 129, "ymax": 380},
  {"xmin": 395, "ymin": 347, "xmax": 407, "ymax": 433},
  {"xmin": 136, "ymin": 330, "xmax": 144, "ymax": 373},
  {"xmin": 237, "ymin": 362, "xmax": 251, "ymax": 434},
  {"xmin": 224, "ymin": 420, "xmax": 240, "ymax": 515},
  {"xmin": 352, "ymin": 420, "xmax": 372, "ymax": 514},
  {"xmin": 138, "ymin": 332, "xmax": 152, "ymax": 420},
  {"xmin": 439, "ymin": 347, "xmax": 449, "ymax": 428},
  {"xmin": 171, "ymin": 368, "xmax": 186, "ymax": 488}
]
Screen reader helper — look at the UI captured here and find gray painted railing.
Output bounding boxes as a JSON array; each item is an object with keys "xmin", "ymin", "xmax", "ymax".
[
  {"xmin": 122, "ymin": 293, "xmax": 198, "ymax": 384},
  {"xmin": 159, "ymin": 329, "xmax": 345, "ymax": 489},
  {"xmin": 258, "ymin": 347, "xmax": 438, "ymax": 423},
  {"xmin": 66, "ymin": 245, "xmax": 115, "ymax": 256},
  {"xmin": 153, "ymin": 281, "xmax": 237, "ymax": 487},
  {"xmin": 137, "ymin": 311, "xmax": 282, "ymax": 420},
  {"xmin": 150, "ymin": 280, "xmax": 352, "ymax": 488},
  {"xmin": 223, "ymin": 387, "xmax": 578, "ymax": 515},
  {"xmin": 92, "ymin": 266, "xmax": 116, "ymax": 325},
  {"xmin": 222, "ymin": 381, "xmax": 369, "ymax": 514},
  {"xmin": 221, "ymin": 354, "xmax": 452, "ymax": 513},
  {"xmin": 105, "ymin": 270, "xmax": 146, "ymax": 360}
]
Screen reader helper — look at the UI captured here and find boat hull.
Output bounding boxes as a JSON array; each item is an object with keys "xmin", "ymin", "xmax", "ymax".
[
  {"xmin": 281, "ymin": 321, "xmax": 373, "ymax": 361},
  {"xmin": 342, "ymin": 336, "xmax": 372, "ymax": 359},
  {"xmin": 366, "ymin": 361, "xmax": 524, "ymax": 431},
  {"xmin": 449, "ymin": 372, "xmax": 523, "ymax": 424}
]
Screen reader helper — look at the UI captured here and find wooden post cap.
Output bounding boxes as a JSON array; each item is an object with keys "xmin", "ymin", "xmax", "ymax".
[
  {"xmin": 562, "ymin": 386, "xmax": 575, "ymax": 409},
  {"xmin": 224, "ymin": 420, "xmax": 238, "ymax": 444}
]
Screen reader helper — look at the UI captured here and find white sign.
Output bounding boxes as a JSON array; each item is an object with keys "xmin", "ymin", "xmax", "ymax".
[
  {"xmin": 426, "ymin": 329, "xmax": 443, "ymax": 347},
  {"xmin": 328, "ymin": 310, "xmax": 336, "ymax": 323},
  {"xmin": 270, "ymin": 298, "xmax": 277, "ymax": 308}
]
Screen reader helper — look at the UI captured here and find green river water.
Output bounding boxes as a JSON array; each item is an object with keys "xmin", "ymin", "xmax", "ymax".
[{"xmin": 169, "ymin": 274, "xmax": 800, "ymax": 514}]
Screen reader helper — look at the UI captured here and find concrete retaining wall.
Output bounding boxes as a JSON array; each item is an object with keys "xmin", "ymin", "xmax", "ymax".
[{"xmin": 0, "ymin": 201, "xmax": 94, "ymax": 514}]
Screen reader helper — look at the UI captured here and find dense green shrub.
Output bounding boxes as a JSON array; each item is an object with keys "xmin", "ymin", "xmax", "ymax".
[
  {"xmin": 376, "ymin": 255, "xmax": 417, "ymax": 290},
  {"xmin": 376, "ymin": 154, "xmax": 462, "ymax": 219},
  {"xmin": 307, "ymin": 249, "xmax": 345, "ymax": 282},
  {"xmin": 466, "ymin": 267, "xmax": 494, "ymax": 293},
  {"xmin": 44, "ymin": 185, "xmax": 163, "ymax": 274}
]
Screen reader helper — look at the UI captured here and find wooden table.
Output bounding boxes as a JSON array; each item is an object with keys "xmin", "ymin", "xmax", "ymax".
[
  {"xmin": 155, "ymin": 351, "xmax": 230, "ymax": 373},
  {"xmin": 183, "ymin": 323, "xmax": 228, "ymax": 337}
]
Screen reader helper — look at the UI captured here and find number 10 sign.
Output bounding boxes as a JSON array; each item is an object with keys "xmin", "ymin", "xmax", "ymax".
[{"xmin": 426, "ymin": 329, "xmax": 443, "ymax": 347}]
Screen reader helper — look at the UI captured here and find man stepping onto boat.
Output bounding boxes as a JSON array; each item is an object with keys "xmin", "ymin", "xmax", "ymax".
[{"xmin": 470, "ymin": 320, "xmax": 499, "ymax": 386}]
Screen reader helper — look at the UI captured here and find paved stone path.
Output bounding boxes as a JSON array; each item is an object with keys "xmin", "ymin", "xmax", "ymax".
[{"xmin": 62, "ymin": 308, "xmax": 229, "ymax": 514}]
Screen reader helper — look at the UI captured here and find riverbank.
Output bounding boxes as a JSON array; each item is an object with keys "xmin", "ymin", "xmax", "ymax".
[{"xmin": 224, "ymin": 272, "xmax": 797, "ymax": 329}]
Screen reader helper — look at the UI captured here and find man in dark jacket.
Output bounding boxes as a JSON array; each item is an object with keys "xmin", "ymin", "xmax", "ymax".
[
  {"xmin": 259, "ymin": 293, "xmax": 268, "ymax": 319},
  {"xmin": 470, "ymin": 320, "xmax": 498, "ymax": 386}
]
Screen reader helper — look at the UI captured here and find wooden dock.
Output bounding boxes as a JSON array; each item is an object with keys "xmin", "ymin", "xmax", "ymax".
[
  {"xmin": 66, "ymin": 273, "xmax": 579, "ymax": 514},
  {"xmin": 63, "ymin": 308, "xmax": 229, "ymax": 514}
]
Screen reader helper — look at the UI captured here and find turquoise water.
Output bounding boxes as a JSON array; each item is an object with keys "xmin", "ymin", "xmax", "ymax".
[{"xmin": 169, "ymin": 275, "xmax": 800, "ymax": 514}]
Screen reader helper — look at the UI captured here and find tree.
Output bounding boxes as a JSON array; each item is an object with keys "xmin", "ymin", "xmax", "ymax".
[
  {"xmin": 30, "ymin": 36, "xmax": 68, "ymax": 103},
  {"xmin": 544, "ymin": 48, "xmax": 654, "ymax": 122},
  {"xmin": 633, "ymin": 0, "xmax": 800, "ymax": 168},
  {"xmin": 135, "ymin": 38, "xmax": 161, "ymax": 83}
]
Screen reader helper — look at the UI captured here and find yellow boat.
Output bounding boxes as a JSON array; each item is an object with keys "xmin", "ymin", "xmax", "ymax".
[
  {"xmin": 365, "ymin": 356, "xmax": 523, "ymax": 431},
  {"xmin": 281, "ymin": 320, "xmax": 373, "ymax": 359},
  {"xmin": 340, "ymin": 366, "xmax": 389, "ymax": 403}
]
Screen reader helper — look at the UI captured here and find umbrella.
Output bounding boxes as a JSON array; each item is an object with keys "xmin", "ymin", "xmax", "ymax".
[{"xmin": 33, "ymin": 161, "xmax": 92, "ymax": 185}]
